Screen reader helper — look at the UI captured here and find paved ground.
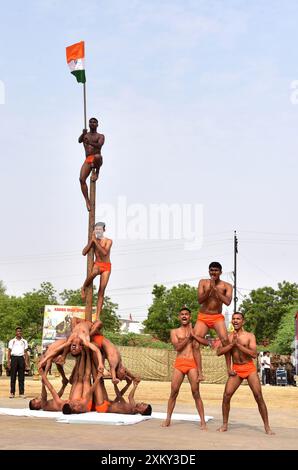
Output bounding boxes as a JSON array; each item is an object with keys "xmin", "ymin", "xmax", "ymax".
[{"xmin": 0, "ymin": 376, "xmax": 297, "ymax": 450}]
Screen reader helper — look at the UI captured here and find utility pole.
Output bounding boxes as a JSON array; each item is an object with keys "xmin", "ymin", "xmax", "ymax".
[{"xmin": 233, "ymin": 230, "xmax": 238, "ymax": 313}]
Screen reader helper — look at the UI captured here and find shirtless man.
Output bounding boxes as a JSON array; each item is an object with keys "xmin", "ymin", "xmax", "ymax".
[
  {"xmin": 162, "ymin": 307, "xmax": 209, "ymax": 429},
  {"xmin": 38, "ymin": 317, "xmax": 104, "ymax": 372},
  {"xmin": 92, "ymin": 333, "xmax": 137, "ymax": 385},
  {"xmin": 216, "ymin": 312, "xmax": 274, "ymax": 435},
  {"xmin": 62, "ymin": 348, "xmax": 102, "ymax": 414},
  {"xmin": 29, "ymin": 360, "xmax": 76, "ymax": 411},
  {"xmin": 78, "ymin": 117, "xmax": 105, "ymax": 211},
  {"xmin": 91, "ymin": 373, "xmax": 152, "ymax": 416},
  {"xmin": 193, "ymin": 262, "xmax": 233, "ymax": 379},
  {"xmin": 81, "ymin": 222, "xmax": 112, "ymax": 319}
]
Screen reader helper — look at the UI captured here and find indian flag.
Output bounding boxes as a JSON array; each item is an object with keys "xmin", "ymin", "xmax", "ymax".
[{"xmin": 66, "ymin": 41, "xmax": 86, "ymax": 83}]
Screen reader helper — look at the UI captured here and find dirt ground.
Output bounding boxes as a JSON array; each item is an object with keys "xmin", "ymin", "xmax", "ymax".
[{"xmin": 0, "ymin": 375, "xmax": 297, "ymax": 450}]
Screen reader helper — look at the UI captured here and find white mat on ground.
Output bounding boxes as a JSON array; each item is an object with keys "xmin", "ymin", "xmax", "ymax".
[
  {"xmin": 57, "ymin": 413, "xmax": 151, "ymax": 425},
  {"xmin": 0, "ymin": 408, "xmax": 150, "ymax": 425},
  {"xmin": 0, "ymin": 408, "xmax": 213, "ymax": 425},
  {"xmin": 151, "ymin": 412, "xmax": 213, "ymax": 422},
  {"xmin": 0, "ymin": 408, "xmax": 63, "ymax": 419}
]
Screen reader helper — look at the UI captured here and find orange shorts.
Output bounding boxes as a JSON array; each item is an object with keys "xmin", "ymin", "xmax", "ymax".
[
  {"xmin": 232, "ymin": 361, "xmax": 257, "ymax": 379},
  {"xmin": 94, "ymin": 261, "xmax": 111, "ymax": 274},
  {"xmin": 197, "ymin": 312, "xmax": 225, "ymax": 329},
  {"xmin": 92, "ymin": 334, "xmax": 104, "ymax": 349},
  {"xmin": 87, "ymin": 400, "xmax": 93, "ymax": 412},
  {"xmin": 95, "ymin": 400, "xmax": 110, "ymax": 413},
  {"xmin": 174, "ymin": 357, "xmax": 197, "ymax": 374},
  {"xmin": 85, "ymin": 154, "xmax": 95, "ymax": 164}
]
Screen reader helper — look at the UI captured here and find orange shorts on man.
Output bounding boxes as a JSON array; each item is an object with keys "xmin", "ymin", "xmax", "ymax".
[{"xmin": 197, "ymin": 311, "xmax": 225, "ymax": 329}]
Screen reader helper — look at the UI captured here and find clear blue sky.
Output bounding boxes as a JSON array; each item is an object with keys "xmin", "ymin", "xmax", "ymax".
[{"xmin": 1, "ymin": 1, "xmax": 298, "ymax": 321}]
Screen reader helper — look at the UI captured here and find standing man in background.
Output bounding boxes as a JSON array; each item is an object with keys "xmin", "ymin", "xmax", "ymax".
[
  {"xmin": 263, "ymin": 351, "xmax": 271, "ymax": 385},
  {"xmin": 7, "ymin": 327, "xmax": 29, "ymax": 398}
]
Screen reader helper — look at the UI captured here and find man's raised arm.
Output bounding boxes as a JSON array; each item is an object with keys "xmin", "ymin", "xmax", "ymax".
[
  {"xmin": 82, "ymin": 239, "xmax": 94, "ymax": 256},
  {"xmin": 128, "ymin": 379, "xmax": 140, "ymax": 408},
  {"xmin": 78, "ymin": 129, "xmax": 87, "ymax": 143}
]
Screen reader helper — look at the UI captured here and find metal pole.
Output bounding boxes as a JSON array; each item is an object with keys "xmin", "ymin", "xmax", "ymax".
[{"xmin": 233, "ymin": 230, "xmax": 238, "ymax": 313}]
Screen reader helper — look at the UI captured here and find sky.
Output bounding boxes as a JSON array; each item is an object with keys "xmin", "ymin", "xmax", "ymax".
[{"xmin": 1, "ymin": 0, "xmax": 298, "ymax": 322}]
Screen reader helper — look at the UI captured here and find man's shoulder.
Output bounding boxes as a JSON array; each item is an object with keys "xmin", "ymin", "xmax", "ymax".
[
  {"xmin": 171, "ymin": 327, "xmax": 180, "ymax": 334},
  {"xmin": 199, "ymin": 278, "xmax": 209, "ymax": 284},
  {"xmin": 221, "ymin": 280, "xmax": 232, "ymax": 287},
  {"xmin": 244, "ymin": 330, "xmax": 255, "ymax": 339}
]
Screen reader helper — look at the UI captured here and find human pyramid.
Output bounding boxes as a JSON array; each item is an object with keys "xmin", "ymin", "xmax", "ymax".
[
  {"xmin": 30, "ymin": 117, "xmax": 274, "ymax": 434},
  {"xmin": 30, "ymin": 118, "xmax": 151, "ymax": 417}
]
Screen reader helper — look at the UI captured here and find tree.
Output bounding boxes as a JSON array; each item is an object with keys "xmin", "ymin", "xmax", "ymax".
[
  {"xmin": 240, "ymin": 281, "xmax": 298, "ymax": 343},
  {"xmin": 271, "ymin": 305, "xmax": 297, "ymax": 354},
  {"xmin": 0, "ymin": 280, "xmax": 6, "ymax": 296},
  {"xmin": 0, "ymin": 282, "xmax": 58, "ymax": 343},
  {"xmin": 144, "ymin": 283, "xmax": 199, "ymax": 342}
]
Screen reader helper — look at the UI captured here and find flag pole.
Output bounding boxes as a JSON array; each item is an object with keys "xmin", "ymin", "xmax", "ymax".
[{"xmin": 83, "ymin": 82, "xmax": 87, "ymax": 129}]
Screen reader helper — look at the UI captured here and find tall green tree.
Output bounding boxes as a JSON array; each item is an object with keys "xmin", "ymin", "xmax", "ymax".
[
  {"xmin": 271, "ymin": 305, "xmax": 298, "ymax": 354},
  {"xmin": 144, "ymin": 283, "xmax": 199, "ymax": 342},
  {"xmin": 240, "ymin": 281, "xmax": 298, "ymax": 343},
  {"xmin": 0, "ymin": 282, "xmax": 58, "ymax": 343}
]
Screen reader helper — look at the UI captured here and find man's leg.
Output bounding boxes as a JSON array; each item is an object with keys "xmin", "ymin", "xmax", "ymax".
[
  {"xmin": 265, "ymin": 368, "xmax": 270, "ymax": 385},
  {"xmin": 96, "ymin": 271, "xmax": 111, "ymax": 320},
  {"xmin": 81, "ymin": 267, "xmax": 100, "ymax": 301},
  {"xmin": 10, "ymin": 356, "xmax": 18, "ymax": 396},
  {"xmin": 90, "ymin": 157, "xmax": 102, "ymax": 181},
  {"xmin": 18, "ymin": 356, "xmax": 25, "ymax": 395},
  {"xmin": 214, "ymin": 321, "xmax": 235, "ymax": 376},
  {"xmin": 193, "ymin": 320, "xmax": 209, "ymax": 382},
  {"xmin": 162, "ymin": 369, "xmax": 185, "ymax": 427},
  {"xmin": 82, "ymin": 349, "xmax": 92, "ymax": 399},
  {"xmin": 69, "ymin": 352, "xmax": 85, "ymax": 401},
  {"xmin": 247, "ymin": 372, "xmax": 274, "ymax": 434},
  {"xmin": 217, "ymin": 374, "xmax": 242, "ymax": 432},
  {"xmin": 79, "ymin": 163, "xmax": 92, "ymax": 211},
  {"xmin": 187, "ymin": 369, "xmax": 207, "ymax": 430}
]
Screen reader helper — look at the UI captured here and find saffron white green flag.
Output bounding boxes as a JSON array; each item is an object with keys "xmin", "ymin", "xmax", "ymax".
[{"xmin": 66, "ymin": 41, "xmax": 86, "ymax": 83}]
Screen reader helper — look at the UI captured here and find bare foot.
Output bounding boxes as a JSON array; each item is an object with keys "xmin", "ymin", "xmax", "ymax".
[
  {"xmin": 265, "ymin": 427, "xmax": 275, "ymax": 435},
  {"xmin": 200, "ymin": 422, "xmax": 207, "ymax": 431},
  {"xmin": 217, "ymin": 424, "xmax": 228, "ymax": 432},
  {"xmin": 162, "ymin": 419, "xmax": 171, "ymax": 427},
  {"xmin": 112, "ymin": 378, "xmax": 120, "ymax": 385},
  {"xmin": 81, "ymin": 287, "xmax": 86, "ymax": 301}
]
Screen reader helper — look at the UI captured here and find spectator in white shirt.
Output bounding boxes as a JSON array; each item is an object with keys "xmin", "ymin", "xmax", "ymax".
[
  {"xmin": 8, "ymin": 327, "xmax": 29, "ymax": 398},
  {"xmin": 262, "ymin": 351, "xmax": 271, "ymax": 385}
]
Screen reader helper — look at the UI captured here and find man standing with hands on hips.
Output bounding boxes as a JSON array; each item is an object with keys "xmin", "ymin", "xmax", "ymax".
[{"xmin": 8, "ymin": 327, "xmax": 29, "ymax": 398}]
